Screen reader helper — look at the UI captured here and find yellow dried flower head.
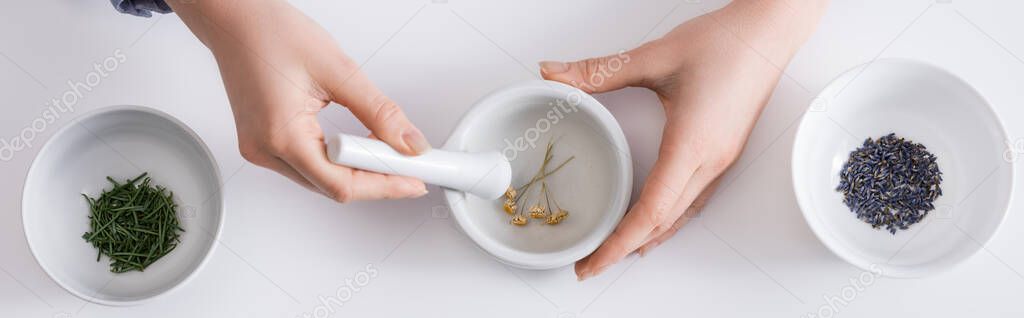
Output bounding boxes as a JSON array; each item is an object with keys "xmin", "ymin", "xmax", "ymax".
[
  {"xmin": 504, "ymin": 186, "xmax": 517, "ymax": 200},
  {"xmin": 528, "ymin": 205, "xmax": 547, "ymax": 219},
  {"xmin": 511, "ymin": 214, "xmax": 528, "ymax": 226},
  {"xmin": 503, "ymin": 199, "xmax": 516, "ymax": 214},
  {"xmin": 546, "ymin": 210, "xmax": 569, "ymax": 225}
]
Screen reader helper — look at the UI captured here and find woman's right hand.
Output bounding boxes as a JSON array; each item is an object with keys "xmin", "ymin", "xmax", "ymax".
[{"xmin": 168, "ymin": 0, "xmax": 430, "ymax": 202}]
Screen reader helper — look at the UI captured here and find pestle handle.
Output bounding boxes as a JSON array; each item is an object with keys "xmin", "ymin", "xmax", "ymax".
[{"xmin": 326, "ymin": 133, "xmax": 511, "ymax": 199}]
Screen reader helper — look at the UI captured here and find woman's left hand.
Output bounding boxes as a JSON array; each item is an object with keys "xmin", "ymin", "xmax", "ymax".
[{"xmin": 540, "ymin": 0, "xmax": 828, "ymax": 280}]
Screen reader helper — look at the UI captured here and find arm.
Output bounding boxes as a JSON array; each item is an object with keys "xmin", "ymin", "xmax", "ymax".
[{"xmin": 539, "ymin": 0, "xmax": 828, "ymax": 280}]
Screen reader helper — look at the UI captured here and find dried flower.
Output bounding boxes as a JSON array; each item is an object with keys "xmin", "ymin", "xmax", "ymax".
[
  {"xmin": 504, "ymin": 186, "xmax": 517, "ymax": 201},
  {"xmin": 836, "ymin": 133, "xmax": 942, "ymax": 234},
  {"xmin": 497, "ymin": 138, "xmax": 575, "ymax": 228},
  {"xmin": 511, "ymin": 214, "xmax": 528, "ymax": 226},
  {"xmin": 528, "ymin": 205, "xmax": 547, "ymax": 219},
  {"xmin": 503, "ymin": 199, "xmax": 516, "ymax": 215},
  {"xmin": 546, "ymin": 210, "xmax": 569, "ymax": 225}
]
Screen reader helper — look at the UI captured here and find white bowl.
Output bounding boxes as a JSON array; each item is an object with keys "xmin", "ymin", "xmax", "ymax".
[
  {"xmin": 442, "ymin": 80, "xmax": 632, "ymax": 269},
  {"xmin": 22, "ymin": 105, "xmax": 224, "ymax": 305},
  {"xmin": 792, "ymin": 59, "xmax": 1014, "ymax": 277}
]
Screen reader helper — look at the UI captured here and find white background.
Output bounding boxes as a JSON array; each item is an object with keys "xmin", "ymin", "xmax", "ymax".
[{"xmin": 2, "ymin": 0, "xmax": 1024, "ymax": 317}]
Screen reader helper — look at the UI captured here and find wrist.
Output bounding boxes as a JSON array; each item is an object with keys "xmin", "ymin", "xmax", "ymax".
[
  {"xmin": 725, "ymin": 0, "xmax": 827, "ymax": 40},
  {"xmin": 713, "ymin": 0, "xmax": 827, "ymax": 66},
  {"xmin": 164, "ymin": 0, "xmax": 219, "ymax": 49},
  {"xmin": 165, "ymin": 0, "xmax": 273, "ymax": 54}
]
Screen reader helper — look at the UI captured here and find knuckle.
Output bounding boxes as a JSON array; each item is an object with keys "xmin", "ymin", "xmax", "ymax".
[
  {"xmin": 650, "ymin": 223, "xmax": 667, "ymax": 236},
  {"xmin": 581, "ymin": 57, "xmax": 608, "ymax": 79},
  {"xmin": 669, "ymin": 219, "xmax": 685, "ymax": 232},
  {"xmin": 385, "ymin": 178, "xmax": 415, "ymax": 199},
  {"xmin": 239, "ymin": 143, "xmax": 270, "ymax": 166},
  {"xmin": 691, "ymin": 195, "xmax": 711, "ymax": 212},
  {"xmin": 684, "ymin": 190, "xmax": 716, "ymax": 220},
  {"xmin": 684, "ymin": 204, "xmax": 704, "ymax": 219},
  {"xmin": 382, "ymin": 181, "xmax": 403, "ymax": 200},
  {"xmin": 265, "ymin": 136, "xmax": 293, "ymax": 157},
  {"xmin": 326, "ymin": 183, "xmax": 354, "ymax": 203},
  {"xmin": 643, "ymin": 200, "xmax": 671, "ymax": 228},
  {"xmin": 706, "ymin": 151, "xmax": 740, "ymax": 173},
  {"xmin": 371, "ymin": 95, "xmax": 403, "ymax": 127},
  {"xmin": 648, "ymin": 209, "xmax": 667, "ymax": 228}
]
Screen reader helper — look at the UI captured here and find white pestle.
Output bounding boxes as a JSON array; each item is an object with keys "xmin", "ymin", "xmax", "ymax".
[{"xmin": 326, "ymin": 133, "xmax": 512, "ymax": 199}]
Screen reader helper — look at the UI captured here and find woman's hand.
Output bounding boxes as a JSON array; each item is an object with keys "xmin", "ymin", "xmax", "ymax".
[
  {"xmin": 540, "ymin": 0, "xmax": 827, "ymax": 280},
  {"xmin": 168, "ymin": 0, "xmax": 429, "ymax": 201}
]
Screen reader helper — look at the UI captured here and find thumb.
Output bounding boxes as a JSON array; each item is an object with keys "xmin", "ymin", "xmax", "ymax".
[
  {"xmin": 539, "ymin": 50, "xmax": 644, "ymax": 94},
  {"xmin": 325, "ymin": 68, "xmax": 431, "ymax": 156}
]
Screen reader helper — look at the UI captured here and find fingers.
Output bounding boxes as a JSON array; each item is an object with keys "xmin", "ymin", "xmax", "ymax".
[
  {"xmin": 637, "ymin": 213, "xmax": 687, "ymax": 257},
  {"xmin": 639, "ymin": 173, "xmax": 720, "ymax": 248},
  {"xmin": 539, "ymin": 49, "xmax": 647, "ymax": 94},
  {"xmin": 574, "ymin": 254, "xmax": 591, "ymax": 279},
  {"xmin": 322, "ymin": 64, "xmax": 430, "ymax": 156},
  {"xmin": 576, "ymin": 128, "xmax": 700, "ymax": 280},
  {"xmin": 263, "ymin": 156, "xmax": 322, "ymax": 194},
  {"xmin": 240, "ymin": 144, "xmax": 323, "ymax": 194},
  {"xmin": 637, "ymin": 179, "xmax": 720, "ymax": 256},
  {"xmin": 279, "ymin": 136, "xmax": 427, "ymax": 202}
]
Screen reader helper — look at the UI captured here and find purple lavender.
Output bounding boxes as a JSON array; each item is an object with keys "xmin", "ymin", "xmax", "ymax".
[{"xmin": 836, "ymin": 133, "xmax": 943, "ymax": 234}]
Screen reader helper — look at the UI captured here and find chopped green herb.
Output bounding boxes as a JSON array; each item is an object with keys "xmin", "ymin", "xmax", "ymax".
[{"xmin": 82, "ymin": 172, "xmax": 183, "ymax": 273}]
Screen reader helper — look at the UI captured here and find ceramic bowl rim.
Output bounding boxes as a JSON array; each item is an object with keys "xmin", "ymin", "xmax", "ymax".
[
  {"xmin": 791, "ymin": 58, "xmax": 1015, "ymax": 277},
  {"xmin": 21, "ymin": 105, "xmax": 225, "ymax": 306},
  {"xmin": 442, "ymin": 80, "xmax": 633, "ymax": 269}
]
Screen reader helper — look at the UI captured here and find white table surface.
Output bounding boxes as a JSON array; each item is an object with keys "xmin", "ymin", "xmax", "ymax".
[{"xmin": 3, "ymin": 0, "xmax": 1023, "ymax": 317}]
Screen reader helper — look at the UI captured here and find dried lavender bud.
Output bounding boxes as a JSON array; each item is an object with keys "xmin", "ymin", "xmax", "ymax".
[{"xmin": 836, "ymin": 133, "xmax": 942, "ymax": 234}]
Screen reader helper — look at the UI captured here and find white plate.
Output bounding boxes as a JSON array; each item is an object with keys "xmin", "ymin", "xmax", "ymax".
[
  {"xmin": 443, "ymin": 80, "xmax": 632, "ymax": 269},
  {"xmin": 792, "ymin": 59, "xmax": 1014, "ymax": 277},
  {"xmin": 22, "ymin": 105, "xmax": 224, "ymax": 305}
]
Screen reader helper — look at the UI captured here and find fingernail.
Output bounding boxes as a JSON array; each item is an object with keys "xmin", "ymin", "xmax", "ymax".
[
  {"xmin": 539, "ymin": 61, "xmax": 569, "ymax": 75},
  {"xmin": 402, "ymin": 129, "xmax": 431, "ymax": 154},
  {"xmin": 406, "ymin": 188, "xmax": 428, "ymax": 198}
]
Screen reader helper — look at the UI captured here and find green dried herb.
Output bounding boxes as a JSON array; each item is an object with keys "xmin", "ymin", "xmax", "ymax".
[{"xmin": 82, "ymin": 172, "xmax": 183, "ymax": 273}]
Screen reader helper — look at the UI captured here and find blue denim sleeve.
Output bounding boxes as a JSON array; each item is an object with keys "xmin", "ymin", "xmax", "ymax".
[{"xmin": 111, "ymin": 0, "xmax": 172, "ymax": 17}]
